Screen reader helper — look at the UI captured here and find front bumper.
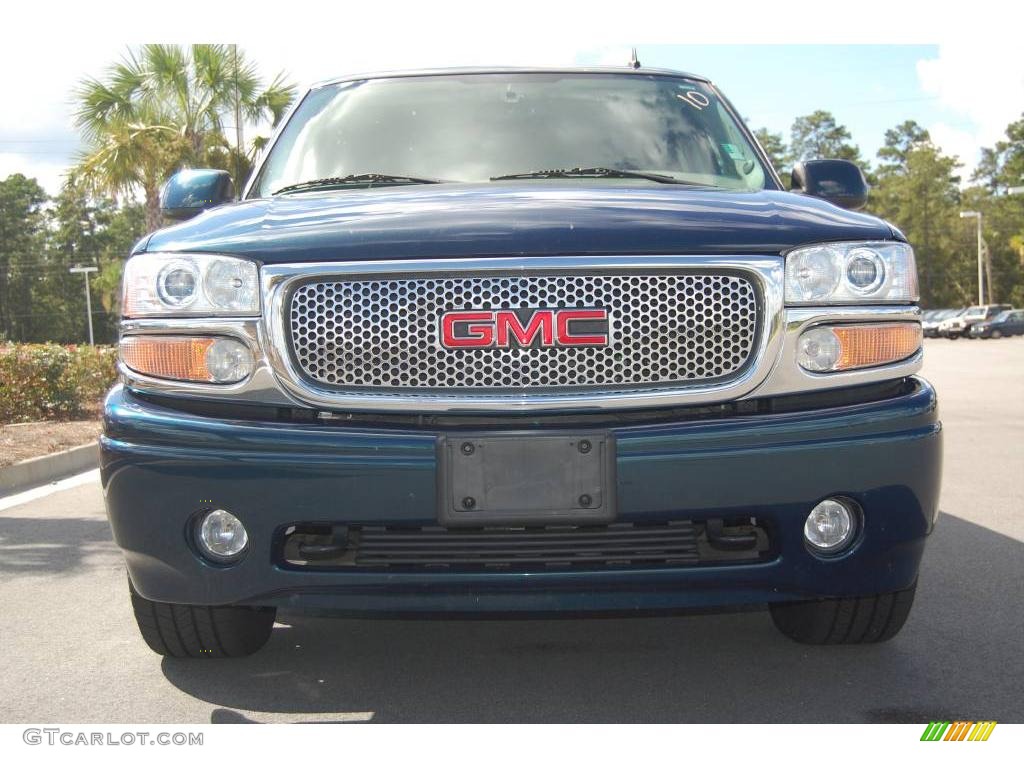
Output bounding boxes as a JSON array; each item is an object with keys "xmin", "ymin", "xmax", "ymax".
[{"xmin": 101, "ymin": 378, "xmax": 942, "ymax": 616}]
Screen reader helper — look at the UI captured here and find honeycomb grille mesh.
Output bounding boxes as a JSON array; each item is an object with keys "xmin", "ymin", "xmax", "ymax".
[{"xmin": 287, "ymin": 272, "xmax": 759, "ymax": 390}]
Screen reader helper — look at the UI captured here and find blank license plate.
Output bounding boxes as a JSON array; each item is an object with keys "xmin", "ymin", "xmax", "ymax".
[{"xmin": 437, "ymin": 432, "xmax": 615, "ymax": 526}]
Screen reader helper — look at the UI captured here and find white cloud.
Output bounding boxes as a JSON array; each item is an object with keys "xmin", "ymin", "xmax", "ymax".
[
  {"xmin": 4, "ymin": 16, "xmax": 1022, "ymax": 196},
  {"xmin": 592, "ymin": 48, "xmax": 635, "ymax": 67},
  {"xmin": 916, "ymin": 44, "xmax": 1024, "ymax": 178},
  {"xmin": 0, "ymin": 153, "xmax": 71, "ymax": 193},
  {"xmin": 242, "ymin": 42, "xmax": 581, "ymax": 88},
  {"xmin": 0, "ymin": 35, "xmax": 586, "ymax": 194},
  {"xmin": 925, "ymin": 124, "xmax": 981, "ymax": 182},
  {"xmin": 0, "ymin": 37, "xmax": 118, "ymax": 193}
]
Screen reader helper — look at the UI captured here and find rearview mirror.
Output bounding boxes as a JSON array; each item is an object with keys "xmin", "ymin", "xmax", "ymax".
[
  {"xmin": 161, "ymin": 169, "xmax": 234, "ymax": 221},
  {"xmin": 791, "ymin": 159, "xmax": 868, "ymax": 211}
]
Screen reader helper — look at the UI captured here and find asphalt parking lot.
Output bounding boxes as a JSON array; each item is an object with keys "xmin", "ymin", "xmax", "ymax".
[{"xmin": 1, "ymin": 338, "xmax": 1021, "ymax": 723}]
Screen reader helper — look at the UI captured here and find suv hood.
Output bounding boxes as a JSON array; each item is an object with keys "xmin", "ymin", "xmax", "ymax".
[{"xmin": 141, "ymin": 182, "xmax": 901, "ymax": 262}]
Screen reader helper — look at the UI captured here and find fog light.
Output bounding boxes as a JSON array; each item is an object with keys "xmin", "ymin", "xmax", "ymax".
[
  {"xmin": 804, "ymin": 498, "xmax": 856, "ymax": 553},
  {"xmin": 197, "ymin": 509, "xmax": 249, "ymax": 562}
]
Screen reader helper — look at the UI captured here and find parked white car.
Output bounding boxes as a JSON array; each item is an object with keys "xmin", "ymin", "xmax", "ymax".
[{"xmin": 938, "ymin": 304, "xmax": 1012, "ymax": 339}]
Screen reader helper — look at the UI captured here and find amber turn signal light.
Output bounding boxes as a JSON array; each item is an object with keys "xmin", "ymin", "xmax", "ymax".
[
  {"xmin": 120, "ymin": 336, "xmax": 254, "ymax": 383},
  {"xmin": 797, "ymin": 322, "xmax": 922, "ymax": 372}
]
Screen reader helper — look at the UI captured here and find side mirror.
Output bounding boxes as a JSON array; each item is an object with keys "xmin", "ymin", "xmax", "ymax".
[
  {"xmin": 790, "ymin": 159, "xmax": 868, "ymax": 211},
  {"xmin": 161, "ymin": 169, "xmax": 234, "ymax": 221}
]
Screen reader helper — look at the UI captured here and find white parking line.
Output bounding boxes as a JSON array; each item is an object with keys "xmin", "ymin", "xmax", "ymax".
[
  {"xmin": 221, "ymin": 709, "xmax": 376, "ymax": 723},
  {"xmin": 0, "ymin": 468, "xmax": 101, "ymax": 512}
]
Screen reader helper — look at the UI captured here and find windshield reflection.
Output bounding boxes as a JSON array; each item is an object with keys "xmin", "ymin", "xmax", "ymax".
[{"xmin": 254, "ymin": 73, "xmax": 769, "ymax": 196}]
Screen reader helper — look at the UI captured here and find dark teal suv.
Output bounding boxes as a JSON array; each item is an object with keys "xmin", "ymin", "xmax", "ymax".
[{"xmin": 102, "ymin": 67, "xmax": 941, "ymax": 657}]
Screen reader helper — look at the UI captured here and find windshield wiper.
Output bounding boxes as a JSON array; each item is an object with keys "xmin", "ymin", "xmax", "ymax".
[
  {"xmin": 273, "ymin": 173, "xmax": 444, "ymax": 195},
  {"xmin": 490, "ymin": 167, "xmax": 699, "ymax": 185}
]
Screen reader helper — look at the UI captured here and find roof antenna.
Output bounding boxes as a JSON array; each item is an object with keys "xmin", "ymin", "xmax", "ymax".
[{"xmin": 628, "ymin": 48, "xmax": 641, "ymax": 70}]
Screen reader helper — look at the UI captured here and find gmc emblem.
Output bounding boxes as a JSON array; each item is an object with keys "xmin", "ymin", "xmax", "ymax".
[{"xmin": 440, "ymin": 308, "xmax": 610, "ymax": 349}]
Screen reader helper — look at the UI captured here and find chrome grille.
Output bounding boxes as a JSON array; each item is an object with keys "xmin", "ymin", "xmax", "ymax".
[{"xmin": 287, "ymin": 272, "xmax": 759, "ymax": 390}]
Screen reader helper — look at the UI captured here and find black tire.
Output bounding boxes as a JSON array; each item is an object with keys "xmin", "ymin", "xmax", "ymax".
[
  {"xmin": 129, "ymin": 583, "xmax": 276, "ymax": 658},
  {"xmin": 991, "ymin": 329, "xmax": 1002, "ymax": 339},
  {"xmin": 769, "ymin": 582, "xmax": 917, "ymax": 644}
]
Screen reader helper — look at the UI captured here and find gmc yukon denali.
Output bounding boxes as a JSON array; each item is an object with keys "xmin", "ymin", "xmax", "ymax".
[{"xmin": 102, "ymin": 67, "xmax": 942, "ymax": 657}]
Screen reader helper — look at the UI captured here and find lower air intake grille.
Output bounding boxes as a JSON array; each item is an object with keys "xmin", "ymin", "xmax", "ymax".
[{"xmin": 281, "ymin": 521, "xmax": 711, "ymax": 571}]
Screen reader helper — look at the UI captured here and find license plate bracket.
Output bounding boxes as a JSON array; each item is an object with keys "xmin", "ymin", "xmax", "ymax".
[{"xmin": 437, "ymin": 432, "xmax": 615, "ymax": 526}]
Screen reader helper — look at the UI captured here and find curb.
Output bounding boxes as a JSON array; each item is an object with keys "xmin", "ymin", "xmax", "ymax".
[{"xmin": 0, "ymin": 442, "xmax": 100, "ymax": 496}]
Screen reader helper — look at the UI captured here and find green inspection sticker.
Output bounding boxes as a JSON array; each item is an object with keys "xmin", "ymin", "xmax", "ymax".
[{"xmin": 721, "ymin": 143, "xmax": 746, "ymax": 160}]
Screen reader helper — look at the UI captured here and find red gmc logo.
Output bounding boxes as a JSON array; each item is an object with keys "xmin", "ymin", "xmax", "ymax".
[{"xmin": 440, "ymin": 308, "xmax": 610, "ymax": 349}]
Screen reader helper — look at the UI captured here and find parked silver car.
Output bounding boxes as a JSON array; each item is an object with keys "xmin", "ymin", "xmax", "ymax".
[
  {"xmin": 938, "ymin": 304, "xmax": 1012, "ymax": 339},
  {"xmin": 922, "ymin": 308, "xmax": 961, "ymax": 338}
]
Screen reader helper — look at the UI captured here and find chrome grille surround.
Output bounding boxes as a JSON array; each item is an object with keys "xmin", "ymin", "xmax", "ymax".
[
  {"xmin": 288, "ymin": 272, "xmax": 758, "ymax": 390},
  {"xmin": 260, "ymin": 256, "xmax": 786, "ymax": 413}
]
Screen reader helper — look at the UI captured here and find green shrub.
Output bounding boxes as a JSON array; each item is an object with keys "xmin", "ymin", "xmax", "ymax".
[{"xmin": 0, "ymin": 344, "xmax": 118, "ymax": 422}]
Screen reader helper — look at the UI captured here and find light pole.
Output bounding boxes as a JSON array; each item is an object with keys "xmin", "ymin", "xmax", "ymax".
[
  {"xmin": 959, "ymin": 211, "xmax": 984, "ymax": 306},
  {"xmin": 232, "ymin": 43, "xmax": 243, "ymax": 200},
  {"xmin": 69, "ymin": 265, "xmax": 98, "ymax": 345}
]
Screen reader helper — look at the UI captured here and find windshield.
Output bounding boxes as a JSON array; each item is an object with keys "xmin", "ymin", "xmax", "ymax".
[
  {"xmin": 252, "ymin": 73, "xmax": 771, "ymax": 196},
  {"xmin": 992, "ymin": 310, "xmax": 1014, "ymax": 322}
]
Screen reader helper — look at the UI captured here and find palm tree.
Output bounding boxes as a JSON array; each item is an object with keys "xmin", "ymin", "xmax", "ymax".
[
  {"xmin": 72, "ymin": 44, "xmax": 296, "ymax": 232},
  {"xmin": 67, "ymin": 120, "xmax": 184, "ymax": 233}
]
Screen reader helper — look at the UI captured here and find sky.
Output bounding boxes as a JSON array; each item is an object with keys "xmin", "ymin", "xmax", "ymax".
[{"xmin": 1, "ymin": 35, "xmax": 1021, "ymax": 194}]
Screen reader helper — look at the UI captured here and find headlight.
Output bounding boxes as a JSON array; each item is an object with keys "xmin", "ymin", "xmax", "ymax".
[
  {"xmin": 123, "ymin": 253, "xmax": 259, "ymax": 317},
  {"xmin": 156, "ymin": 260, "xmax": 200, "ymax": 308},
  {"xmin": 785, "ymin": 242, "xmax": 918, "ymax": 304}
]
